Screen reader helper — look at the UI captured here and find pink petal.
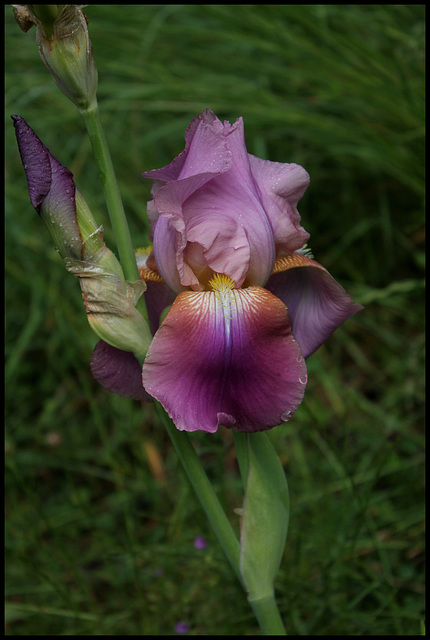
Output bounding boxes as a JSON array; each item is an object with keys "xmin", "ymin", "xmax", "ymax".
[
  {"xmin": 248, "ymin": 154, "xmax": 310, "ymax": 257},
  {"xmin": 266, "ymin": 254, "xmax": 364, "ymax": 358},
  {"xmin": 142, "ymin": 279, "xmax": 307, "ymax": 433},
  {"xmin": 142, "ymin": 110, "xmax": 220, "ymax": 184},
  {"xmin": 90, "ymin": 340, "xmax": 152, "ymax": 402},
  {"xmin": 142, "ymin": 110, "xmax": 277, "ymax": 292}
]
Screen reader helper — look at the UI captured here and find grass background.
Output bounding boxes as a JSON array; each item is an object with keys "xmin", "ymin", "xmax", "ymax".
[{"xmin": 5, "ymin": 4, "xmax": 425, "ymax": 636}]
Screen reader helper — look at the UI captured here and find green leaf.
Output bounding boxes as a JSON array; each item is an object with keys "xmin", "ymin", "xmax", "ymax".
[{"xmin": 239, "ymin": 432, "xmax": 289, "ymax": 601}]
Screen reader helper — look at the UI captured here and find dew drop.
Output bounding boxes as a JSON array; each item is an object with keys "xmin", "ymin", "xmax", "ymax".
[
  {"xmin": 281, "ymin": 410, "xmax": 292, "ymax": 422},
  {"xmin": 299, "ymin": 374, "xmax": 307, "ymax": 384}
]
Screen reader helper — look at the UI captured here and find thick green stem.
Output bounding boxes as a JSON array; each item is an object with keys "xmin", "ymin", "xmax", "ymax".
[
  {"xmin": 159, "ymin": 405, "xmax": 287, "ymax": 634},
  {"xmin": 248, "ymin": 593, "xmax": 287, "ymax": 635},
  {"xmin": 155, "ymin": 403, "xmax": 243, "ymax": 587},
  {"xmin": 79, "ymin": 103, "xmax": 148, "ymax": 322}
]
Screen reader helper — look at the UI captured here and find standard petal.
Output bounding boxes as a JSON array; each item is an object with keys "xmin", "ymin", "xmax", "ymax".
[
  {"xmin": 142, "ymin": 277, "xmax": 307, "ymax": 433},
  {"xmin": 142, "ymin": 110, "xmax": 278, "ymax": 292},
  {"xmin": 183, "ymin": 116, "xmax": 276, "ymax": 287},
  {"xmin": 141, "ymin": 110, "xmax": 221, "ymax": 185},
  {"xmin": 266, "ymin": 254, "xmax": 364, "ymax": 358},
  {"xmin": 90, "ymin": 340, "xmax": 152, "ymax": 402},
  {"xmin": 248, "ymin": 154, "xmax": 310, "ymax": 257}
]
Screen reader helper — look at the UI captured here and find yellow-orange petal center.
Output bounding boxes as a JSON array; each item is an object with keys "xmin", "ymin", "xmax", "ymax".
[{"xmin": 272, "ymin": 253, "xmax": 326, "ymax": 274}]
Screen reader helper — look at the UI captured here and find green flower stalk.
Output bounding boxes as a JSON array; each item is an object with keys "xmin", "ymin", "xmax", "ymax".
[
  {"xmin": 12, "ymin": 114, "xmax": 151, "ymax": 360},
  {"xmin": 13, "ymin": 5, "xmax": 149, "ymax": 312},
  {"xmin": 13, "ymin": 4, "xmax": 97, "ymax": 110}
]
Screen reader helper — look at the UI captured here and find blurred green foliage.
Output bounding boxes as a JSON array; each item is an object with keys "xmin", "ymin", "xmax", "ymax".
[{"xmin": 5, "ymin": 4, "xmax": 424, "ymax": 636}]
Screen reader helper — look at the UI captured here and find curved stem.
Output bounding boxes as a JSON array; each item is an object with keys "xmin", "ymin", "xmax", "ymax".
[
  {"xmin": 159, "ymin": 405, "xmax": 287, "ymax": 634},
  {"xmin": 248, "ymin": 593, "xmax": 287, "ymax": 635},
  {"xmin": 79, "ymin": 103, "xmax": 148, "ymax": 322},
  {"xmin": 156, "ymin": 402, "xmax": 243, "ymax": 587}
]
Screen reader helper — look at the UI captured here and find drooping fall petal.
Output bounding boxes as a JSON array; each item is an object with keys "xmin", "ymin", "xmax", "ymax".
[
  {"xmin": 142, "ymin": 275, "xmax": 307, "ymax": 433},
  {"xmin": 266, "ymin": 254, "xmax": 364, "ymax": 358},
  {"xmin": 91, "ymin": 340, "xmax": 152, "ymax": 401}
]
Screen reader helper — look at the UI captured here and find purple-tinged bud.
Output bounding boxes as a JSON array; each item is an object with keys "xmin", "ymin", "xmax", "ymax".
[
  {"xmin": 12, "ymin": 113, "xmax": 83, "ymax": 260},
  {"xmin": 12, "ymin": 114, "xmax": 152, "ymax": 359}
]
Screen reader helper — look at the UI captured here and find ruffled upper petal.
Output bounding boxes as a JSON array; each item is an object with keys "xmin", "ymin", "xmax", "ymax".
[
  {"xmin": 248, "ymin": 154, "xmax": 310, "ymax": 257},
  {"xmin": 142, "ymin": 110, "xmax": 278, "ymax": 292},
  {"xmin": 266, "ymin": 254, "xmax": 364, "ymax": 358},
  {"xmin": 142, "ymin": 276, "xmax": 307, "ymax": 433}
]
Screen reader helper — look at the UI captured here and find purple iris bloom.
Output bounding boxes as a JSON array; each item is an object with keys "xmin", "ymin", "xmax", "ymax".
[
  {"xmin": 13, "ymin": 110, "xmax": 362, "ymax": 435},
  {"xmin": 134, "ymin": 110, "xmax": 363, "ymax": 433}
]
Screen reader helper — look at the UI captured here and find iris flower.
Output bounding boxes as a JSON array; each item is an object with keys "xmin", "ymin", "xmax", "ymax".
[
  {"xmin": 92, "ymin": 110, "xmax": 362, "ymax": 433},
  {"xmin": 13, "ymin": 110, "xmax": 362, "ymax": 435}
]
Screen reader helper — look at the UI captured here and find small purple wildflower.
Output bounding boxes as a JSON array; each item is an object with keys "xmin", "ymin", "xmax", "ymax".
[
  {"xmin": 194, "ymin": 535, "xmax": 208, "ymax": 550},
  {"xmin": 175, "ymin": 621, "xmax": 190, "ymax": 634}
]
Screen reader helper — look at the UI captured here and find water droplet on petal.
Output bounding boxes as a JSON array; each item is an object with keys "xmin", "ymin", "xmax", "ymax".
[
  {"xmin": 299, "ymin": 374, "xmax": 307, "ymax": 384},
  {"xmin": 281, "ymin": 410, "xmax": 292, "ymax": 421}
]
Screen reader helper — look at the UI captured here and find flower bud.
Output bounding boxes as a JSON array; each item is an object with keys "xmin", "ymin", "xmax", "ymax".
[
  {"xmin": 12, "ymin": 114, "xmax": 151, "ymax": 358},
  {"xmin": 14, "ymin": 5, "xmax": 98, "ymax": 110}
]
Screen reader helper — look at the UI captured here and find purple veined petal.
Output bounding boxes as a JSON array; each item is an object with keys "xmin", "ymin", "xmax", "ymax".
[
  {"xmin": 265, "ymin": 254, "xmax": 364, "ymax": 358},
  {"xmin": 90, "ymin": 340, "xmax": 152, "ymax": 402},
  {"xmin": 142, "ymin": 276, "xmax": 307, "ymax": 433}
]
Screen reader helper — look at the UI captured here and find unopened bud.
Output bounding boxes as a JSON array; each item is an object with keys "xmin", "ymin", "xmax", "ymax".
[
  {"xmin": 12, "ymin": 114, "xmax": 151, "ymax": 358},
  {"xmin": 14, "ymin": 5, "xmax": 98, "ymax": 110}
]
